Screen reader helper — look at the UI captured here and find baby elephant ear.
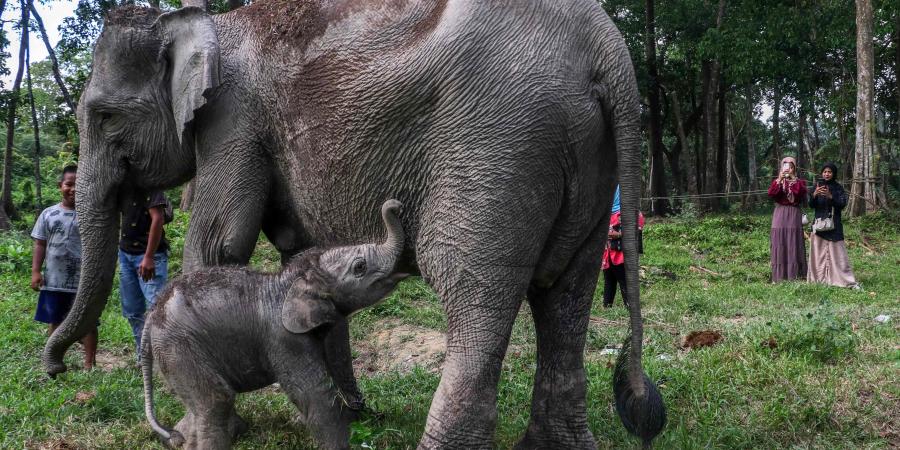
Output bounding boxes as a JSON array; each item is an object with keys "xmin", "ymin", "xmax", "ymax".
[{"xmin": 281, "ymin": 280, "xmax": 338, "ymax": 334}]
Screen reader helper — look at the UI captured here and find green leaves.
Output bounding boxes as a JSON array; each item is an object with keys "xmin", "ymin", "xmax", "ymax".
[{"xmin": 0, "ymin": 231, "xmax": 30, "ymax": 273}]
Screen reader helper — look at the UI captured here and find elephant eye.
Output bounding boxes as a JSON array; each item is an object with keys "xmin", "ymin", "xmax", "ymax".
[
  {"xmin": 351, "ymin": 258, "xmax": 367, "ymax": 278},
  {"xmin": 98, "ymin": 112, "xmax": 113, "ymax": 126}
]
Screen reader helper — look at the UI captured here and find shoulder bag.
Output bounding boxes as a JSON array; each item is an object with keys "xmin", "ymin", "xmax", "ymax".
[{"xmin": 811, "ymin": 206, "xmax": 834, "ymax": 233}]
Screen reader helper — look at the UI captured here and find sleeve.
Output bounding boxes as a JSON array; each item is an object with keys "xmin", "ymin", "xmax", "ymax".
[
  {"xmin": 795, "ymin": 180, "xmax": 808, "ymax": 197},
  {"xmin": 832, "ymin": 184, "xmax": 848, "ymax": 209},
  {"xmin": 146, "ymin": 191, "xmax": 168, "ymax": 209},
  {"xmin": 31, "ymin": 210, "xmax": 48, "ymax": 241},
  {"xmin": 767, "ymin": 179, "xmax": 782, "ymax": 200},
  {"xmin": 807, "ymin": 188, "xmax": 816, "ymax": 208},
  {"xmin": 637, "ymin": 212, "xmax": 645, "ymax": 230},
  {"xmin": 609, "ymin": 211, "xmax": 621, "ymax": 229}
]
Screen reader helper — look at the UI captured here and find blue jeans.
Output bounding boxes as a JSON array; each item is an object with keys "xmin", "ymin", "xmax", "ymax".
[{"xmin": 119, "ymin": 249, "xmax": 168, "ymax": 358}]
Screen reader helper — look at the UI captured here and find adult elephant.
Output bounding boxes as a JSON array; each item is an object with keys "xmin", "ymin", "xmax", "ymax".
[{"xmin": 46, "ymin": 1, "xmax": 665, "ymax": 448}]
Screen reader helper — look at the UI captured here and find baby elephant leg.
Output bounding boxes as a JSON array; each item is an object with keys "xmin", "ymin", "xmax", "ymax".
[
  {"xmin": 184, "ymin": 400, "xmax": 236, "ymax": 450},
  {"xmin": 169, "ymin": 377, "xmax": 237, "ymax": 449},
  {"xmin": 174, "ymin": 411, "xmax": 195, "ymax": 447},
  {"xmin": 282, "ymin": 379, "xmax": 354, "ymax": 450}
]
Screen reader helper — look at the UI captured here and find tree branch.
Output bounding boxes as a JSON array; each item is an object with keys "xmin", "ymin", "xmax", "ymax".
[{"xmin": 29, "ymin": 2, "xmax": 76, "ymax": 112}]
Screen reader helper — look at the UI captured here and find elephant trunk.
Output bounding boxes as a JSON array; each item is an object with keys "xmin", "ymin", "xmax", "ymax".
[
  {"xmin": 42, "ymin": 155, "xmax": 121, "ymax": 376},
  {"xmin": 374, "ymin": 199, "xmax": 405, "ymax": 271},
  {"xmin": 603, "ymin": 32, "xmax": 667, "ymax": 446}
]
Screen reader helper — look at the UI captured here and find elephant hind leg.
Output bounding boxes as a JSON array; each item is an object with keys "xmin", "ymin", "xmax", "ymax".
[
  {"xmin": 415, "ymin": 191, "xmax": 554, "ymax": 448},
  {"xmin": 164, "ymin": 362, "xmax": 238, "ymax": 449},
  {"xmin": 515, "ymin": 217, "xmax": 610, "ymax": 450}
]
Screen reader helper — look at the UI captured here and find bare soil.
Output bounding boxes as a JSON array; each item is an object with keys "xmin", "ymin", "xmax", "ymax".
[
  {"xmin": 681, "ymin": 330, "xmax": 724, "ymax": 349},
  {"xmin": 353, "ymin": 319, "xmax": 446, "ymax": 375},
  {"xmin": 93, "ymin": 349, "xmax": 132, "ymax": 372}
]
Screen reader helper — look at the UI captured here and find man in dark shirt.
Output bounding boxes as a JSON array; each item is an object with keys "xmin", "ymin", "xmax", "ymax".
[{"xmin": 119, "ymin": 190, "xmax": 169, "ymax": 361}]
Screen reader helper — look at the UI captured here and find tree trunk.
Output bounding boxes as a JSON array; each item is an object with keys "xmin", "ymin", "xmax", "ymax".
[
  {"xmin": 700, "ymin": 0, "xmax": 726, "ymax": 211},
  {"xmin": 689, "ymin": 86, "xmax": 702, "ymax": 195},
  {"xmin": 1, "ymin": 0, "xmax": 31, "ymax": 224},
  {"xmin": 27, "ymin": 44, "xmax": 43, "ymax": 212},
  {"xmin": 849, "ymin": 0, "xmax": 878, "ymax": 215},
  {"xmin": 667, "ymin": 90, "xmax": 688, "ymax": 195},
  {"xmin": 745, "ymin": 84, "xmax": 758, "ymax": 204},
  {"xmin": 716, "ymin": 71, "xmax": 728, "ymax": 194},
  {"xmin": 725, "ymin": 109, "xmax": 734, "ymax": 193},
  {"xmin": 29, "ymin": 2, "xmax": 76, "ymax": 112},
  {"xmin": 834, "ymin": 75, "xmax": 854, "ymax": 180},
  {"xmin": 798, "ymin": 106, "xmax": 808, "ymax": 178},
  {"xmin": 811, "ymin": 107, "xmax": 821, "ymax": 159},
  {"xmin": 644, "ymin": 0, "xmax": 670, "ymax": 215},
  {"xmin": 180, "ymin": 179, "xmax": 195, "ymax": 211},
  {"xmin": 771, "ymin": 86, "xmax": 783, "ymax": 167}
]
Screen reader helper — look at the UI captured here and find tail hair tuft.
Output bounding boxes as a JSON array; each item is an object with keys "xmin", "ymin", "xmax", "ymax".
[{"xmin": 613, "ymin": 336, "xmax": 667, "ymax": 448}]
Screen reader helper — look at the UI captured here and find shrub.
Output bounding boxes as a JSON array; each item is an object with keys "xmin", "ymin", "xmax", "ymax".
[
  {"xmin": 763, "ymin": 302, "xmax": 857, "ymax": 364},
  {"xmin": 0, "ymin": 232, "xmax": 31, "ymax": 274}
]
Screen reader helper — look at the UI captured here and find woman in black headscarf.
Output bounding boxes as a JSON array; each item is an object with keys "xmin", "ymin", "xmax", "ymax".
[{"xmin": 807, "ymin": 162, "xmax": 858, "ymax": 288}]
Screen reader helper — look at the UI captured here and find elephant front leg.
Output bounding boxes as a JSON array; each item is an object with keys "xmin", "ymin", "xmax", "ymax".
[
  {"xmin": 323, "ymin": 318, "xmax": 365, "ymax": 411},
  {"xmin": 282, "ymin": 377, "xmax": 353, "ymax": 450},
  {"xmin": 182, "ymin": 155, "xmax": 269, "ymax": 272}
]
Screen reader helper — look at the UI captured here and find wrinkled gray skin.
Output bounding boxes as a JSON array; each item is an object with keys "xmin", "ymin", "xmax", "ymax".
[
  {"xmin": 47, "ymin": 1, "xmax": 663, "ymax": 448},
  {"xmin": 143, "ymin": 200, "xmax": 408, "ymax": 450}
]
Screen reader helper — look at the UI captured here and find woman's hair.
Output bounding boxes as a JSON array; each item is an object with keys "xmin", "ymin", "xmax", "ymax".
[{"xmin": 821, "ymin": 162, "xmax": 838, "ymax": 179}]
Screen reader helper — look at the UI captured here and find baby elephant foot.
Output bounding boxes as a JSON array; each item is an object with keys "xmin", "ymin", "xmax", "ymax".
[
  {"xmin": 228, "ymin": 412, "xmax": 249, "ymax": 439},
  {"xmin": 172, "ymin": 413, "xmax": 195, "ymax": 448}
]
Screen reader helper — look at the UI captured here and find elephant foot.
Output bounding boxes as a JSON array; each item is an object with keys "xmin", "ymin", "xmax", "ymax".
[
  {"xmin": 513, "ymin": 422, "xmax": 596, "ymax": 450},
  {"xmin": 228, "ymin": 412, "xmax": 249, "ymax": 439},
  {"xmin": 350, "ymin": 401, "xmax": 384, "ymax": 423},
  {"xmin": 173, "ymin": 413, "xmax": 195, "ymax": 448}
]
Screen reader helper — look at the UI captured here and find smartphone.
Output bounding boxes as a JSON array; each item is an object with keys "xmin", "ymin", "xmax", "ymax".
[
  {"xmin": 816, "ymin": 177, "xmax": 825, "ymax": 187},
  {"xmin": 781, "ymin": 162, "xmax": 792, "ymax": 173}
]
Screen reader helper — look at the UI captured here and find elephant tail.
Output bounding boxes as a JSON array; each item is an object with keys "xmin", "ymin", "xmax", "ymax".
[
  {"xmin": 613, "ymin": 336, "xmax": 667, "ymax": 448},
  {"xmin": 142, "ymin": 322, "xmax": 185, "ymax": 448},
  {"xmin": 595, "ymin": 18, "xmax": 667, "ymax": 447}
]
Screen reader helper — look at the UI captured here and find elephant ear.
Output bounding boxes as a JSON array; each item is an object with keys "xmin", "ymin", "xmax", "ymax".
[
  {"xmin": 281, "ymin": 280, "xmax": 339, "ymax": 334},
  {"xmin": 155, "ymin": 7, "xmax": 220, "ymax": 145}
]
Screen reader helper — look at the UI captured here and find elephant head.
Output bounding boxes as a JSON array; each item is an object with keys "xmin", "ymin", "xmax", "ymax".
[
  {"xmin": 43, "ymin": 6, "xmax": 220, "ymax": 375},
  {"xmin": 282, "ymin": 200, "xmax": 409, "ymax": 333}
]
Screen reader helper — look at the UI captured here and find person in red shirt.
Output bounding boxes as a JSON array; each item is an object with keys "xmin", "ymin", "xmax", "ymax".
[
  {"xmin": 767, "ymin": 156, "xmax": 808, "ymax": 282},
  {"xmin": 601, "ymin": 199, "xmax": 645, "ymax": 308}
]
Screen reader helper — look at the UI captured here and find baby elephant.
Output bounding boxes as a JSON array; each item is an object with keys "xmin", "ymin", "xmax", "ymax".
[{"xmin": 142, "ymin": 200, "xmax": 408, "ymax": 450}]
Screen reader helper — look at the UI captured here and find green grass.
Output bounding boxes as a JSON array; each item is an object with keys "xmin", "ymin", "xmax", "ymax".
[{"xmin": 1, "ymin": 211, "xmax": 897, "ymax": 449}]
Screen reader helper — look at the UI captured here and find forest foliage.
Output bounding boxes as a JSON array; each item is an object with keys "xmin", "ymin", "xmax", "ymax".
[{"xmin": 0, "ymin": 0, "xmax": 898, "ymax": 230}]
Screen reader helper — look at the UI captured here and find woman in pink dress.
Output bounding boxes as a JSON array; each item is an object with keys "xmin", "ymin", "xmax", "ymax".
[{"xmin": 767, "ymin": 156, "xmax": 808, "ymax": 282}]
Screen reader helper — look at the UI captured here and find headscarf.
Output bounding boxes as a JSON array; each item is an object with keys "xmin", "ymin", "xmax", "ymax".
[
  {"xmin": 611, "ymin": 185, "xmax": 621, "ymax": 214},
  {"xmin": 780, "ymin": 156, "xmax": 799, "ymax": 203},
  {"xmin": 821, "ymin": 161, "xmax": 838, "ymax": 181}
]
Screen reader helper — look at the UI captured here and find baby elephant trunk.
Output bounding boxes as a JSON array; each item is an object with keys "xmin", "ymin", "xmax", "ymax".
[{"xmin": 374, "ymin": 199, "xmax": 405, "ymax": 270}]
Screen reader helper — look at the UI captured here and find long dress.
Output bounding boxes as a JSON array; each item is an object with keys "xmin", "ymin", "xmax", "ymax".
[
  {"xmin": 768, "ymin": 178, "xmax": 807, "ymax": 282},
  {"xmin": 807, "ymin": 181, "xmax": 857, "ymax": 287}
]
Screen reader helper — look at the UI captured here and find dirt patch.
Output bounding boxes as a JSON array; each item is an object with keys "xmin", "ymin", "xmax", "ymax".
[
  {"xmin": 353, "ymin": 320, "xmax": 445, "ymax": 375},
  {"xmin": 716, "ymin": 314, "xmax": 751, "ymax": 327},
  {"xmin": 681, "ymin": 330, "xmax": 724, "ymax": 349},
  {"xmin": 25, "ymin": 439, "xmax": 82, "ymax": 450},
  {"xmin": 94, "ymin": 349, "xmax": 132, "ymax": 372}
]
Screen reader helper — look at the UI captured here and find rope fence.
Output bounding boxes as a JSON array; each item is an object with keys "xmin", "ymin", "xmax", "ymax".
[{"xmin": 639, "ymin": 178, "xmax": 885, "ymax": 209}]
